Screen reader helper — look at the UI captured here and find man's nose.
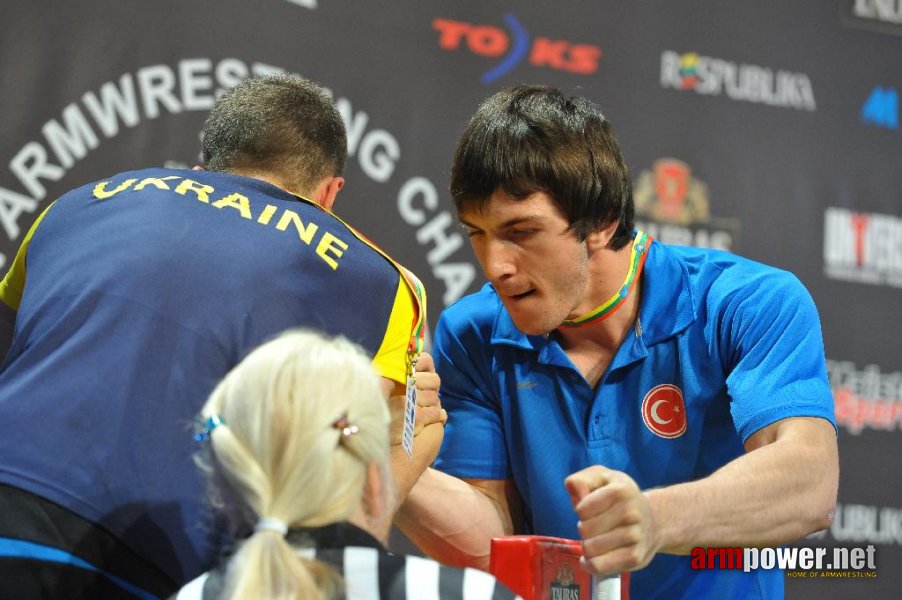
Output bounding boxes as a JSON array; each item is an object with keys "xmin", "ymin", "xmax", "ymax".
[{"xmin": 479, "ymin": 239, "xmax": 516, "ymax": 282}]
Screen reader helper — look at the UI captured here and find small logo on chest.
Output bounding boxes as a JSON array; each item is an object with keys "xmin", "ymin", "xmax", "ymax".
[{"xmin": 641, "ymin": 384, "xmax": 687, "ymax": 438}]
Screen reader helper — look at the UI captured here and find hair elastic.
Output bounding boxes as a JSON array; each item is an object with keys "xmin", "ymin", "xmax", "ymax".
[
  {"xmin": 254, "ymin": 518, "xmax": 289, "ymax": 536},
  {"xmin": 193, "ymin": 414, "xmax": 224, "ymax": 442}
]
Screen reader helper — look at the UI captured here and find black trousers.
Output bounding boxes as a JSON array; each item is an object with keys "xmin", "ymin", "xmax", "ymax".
[{"xmin": 0, "ymin": 484, "xmax": 176, "ymax": 599}]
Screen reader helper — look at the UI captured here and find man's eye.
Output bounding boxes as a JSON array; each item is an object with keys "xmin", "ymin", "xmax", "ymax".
[
  {"xmin": 510, "ymin": 229, "xmax": 536, "ymax": 238},
  {"xmin": 465, "ymin": 229, "xmax": 482, "ymax": 238}
]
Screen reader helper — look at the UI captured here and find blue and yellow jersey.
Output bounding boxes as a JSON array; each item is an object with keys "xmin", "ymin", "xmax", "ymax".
[{"xmin": 0, "ymin": 167, "xmax": 425, "ymax": 583}]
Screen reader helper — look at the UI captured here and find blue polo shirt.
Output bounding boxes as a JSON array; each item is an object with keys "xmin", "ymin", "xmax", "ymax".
[{"xmin": 433, "ymin": 240, "xmax": 835, "ymax": 599}]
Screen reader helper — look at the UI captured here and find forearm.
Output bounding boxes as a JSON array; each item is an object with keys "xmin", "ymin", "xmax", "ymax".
[
  {"xmin": 389, "ymin": 423, "xmax": 444, "ymax": 507},
  {"xmin": 647, "ymin": 419, "xmax": 838, "ymax": 554},
  {"xmin": 394, "ymin": 468, "xmax": 512, "ymax": 570}
]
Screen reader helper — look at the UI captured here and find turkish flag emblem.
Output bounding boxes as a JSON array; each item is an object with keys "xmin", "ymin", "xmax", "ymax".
[{"xmin": 641, "ymin": 384, "xmax": 687, "ymax": 438}]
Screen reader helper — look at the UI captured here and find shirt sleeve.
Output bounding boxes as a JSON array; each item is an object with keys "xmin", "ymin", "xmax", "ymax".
[
  {"xmin": 371, "ymin": 274, "xmax": 417, "ymax": 385},
  {"xmin": 432, "ymin": 303, "xmax": 510, "ymax": 480},
  {"xmin": 719, "ymin": 269, "xmax": 836, "ymax": 442},
  {"xmin": 0, "ymin": 202, "xmax": 56, "ymax": 310}
]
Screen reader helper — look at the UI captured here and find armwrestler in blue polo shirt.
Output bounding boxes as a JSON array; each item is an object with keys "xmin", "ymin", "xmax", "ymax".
[{"xmin": 395, "ymin": 85, "xmax": 838, "ymax": 600}]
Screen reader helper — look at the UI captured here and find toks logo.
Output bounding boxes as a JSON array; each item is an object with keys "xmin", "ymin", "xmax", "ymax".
[
  {"xmin": 432, "ymin": 15, "xmax": 602, "ymax": 84},
  {"xmin": 823, "ymin": 207, "xmax": 902, "ymax": 288},
  {"xmin": 641, "ymin": 384, "xmax": 687, "ymax": 438},
  {"xmin": 633, "ymin": 159, "xmax": 740, "ymax": 251}
]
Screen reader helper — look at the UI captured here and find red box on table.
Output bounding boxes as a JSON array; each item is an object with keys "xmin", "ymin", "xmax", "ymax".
[{"xmin": 489, "ymin": 535, "xmax": 628, "ymax": 600}]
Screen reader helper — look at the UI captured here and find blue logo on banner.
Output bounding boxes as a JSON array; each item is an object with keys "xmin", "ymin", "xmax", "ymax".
[
  {"xmin": 481, "ymin": 14, "xmax": 531, "ymax": 85},
  {"xmin": 861, "ymin": 86, "xmax": 899, "ymax": 130}
]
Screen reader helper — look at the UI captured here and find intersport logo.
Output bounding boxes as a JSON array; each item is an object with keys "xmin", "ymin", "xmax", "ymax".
[
  {"xmin": 432, "ymin": 15, "xmax": 602, "ymax": 84},
  {"xmin": 660, "ymin": 50, "xmax": 816, "ymax": 111},
  {"xmin": 823, "ymin": 207, "xmax": 902, "ymax": 287}
]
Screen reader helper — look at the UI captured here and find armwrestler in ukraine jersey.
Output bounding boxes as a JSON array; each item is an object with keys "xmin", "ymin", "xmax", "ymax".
[{"xmin": 0, "ymin": 75, "xmax": 440, "ymax": 600}]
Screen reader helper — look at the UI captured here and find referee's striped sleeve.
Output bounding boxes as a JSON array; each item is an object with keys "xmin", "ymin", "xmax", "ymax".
[
  {"xmin": 173, "ymin": 572, "xmax": 207, "ymax": 599},
  {"xmin": 171, "ymin": 546, "xmax": 521, "ymax": 600},
  {"xmin": 342, "ymin": 546, "xmax": 381, "ymax": 600},
  {"xmin": 461, "ymin": 566, "xmax": 520, "ymax": 600},
  {"xmin": 404, "ymin": 555, "xmax": 521, "ymax": 600}
]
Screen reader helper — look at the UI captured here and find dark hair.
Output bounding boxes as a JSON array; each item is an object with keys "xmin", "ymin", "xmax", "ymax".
[
  {"xmin": 450, "ymin": 85, "xmax": 634, "ymax": 248},
  {"xmin": 201, "ymin": 74, "xmax": 347, "ymax": 194}
]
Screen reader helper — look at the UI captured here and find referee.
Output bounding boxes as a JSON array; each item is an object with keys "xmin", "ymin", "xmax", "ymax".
[{"xmin": 171, "ymin": 330, "xmax": 518, "ymax": 600}]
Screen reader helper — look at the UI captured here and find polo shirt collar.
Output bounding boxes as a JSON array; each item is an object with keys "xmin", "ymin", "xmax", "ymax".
[{"xmin": 635, "ymin": 240, "xmax": 696, "ymax": 345}]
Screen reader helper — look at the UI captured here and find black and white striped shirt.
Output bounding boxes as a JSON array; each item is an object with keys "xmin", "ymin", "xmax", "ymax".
[{"xmin": 172, "ymin": 523, "xmax": 521, "ymax": 600}]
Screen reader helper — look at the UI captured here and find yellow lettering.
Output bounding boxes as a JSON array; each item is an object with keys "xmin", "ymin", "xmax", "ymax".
[
  {"xmin": 276, "ymin": 209, "xmax": 319, "ymax": 244},
  {"xmin": 174, "ymin": 178, "xmax": 214, "ymax": 203},
  {"xmin": 316, "ymin": 232, "xmax": 348, "ymax": 270},
  {"xmin": 134, "ymin": 175, "xmax": 182, "ymax": 191},
  {"xmin": 93, "ymin": 178, "xmax": 136, "ymax": 199},
  {"xmin": 257, "ymin": 204, "xmax": 278, "ymax": 225},
  {"xmin": 211, "ymin": 193, "xmax": 252, "ymax": 219}
]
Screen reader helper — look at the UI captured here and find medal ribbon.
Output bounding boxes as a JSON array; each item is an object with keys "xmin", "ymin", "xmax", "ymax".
[{"xmin": 559, "ymin": 230, "xmax": 651, "ymax": 328}]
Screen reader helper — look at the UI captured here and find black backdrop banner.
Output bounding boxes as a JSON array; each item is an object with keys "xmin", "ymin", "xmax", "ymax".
[{"xmin": 2, "ymin": 2, "xmax": 900, "ymax": 597}]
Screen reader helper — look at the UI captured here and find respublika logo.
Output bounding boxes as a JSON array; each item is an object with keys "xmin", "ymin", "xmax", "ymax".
[
  {"xmin": 823, "ymin": 207, "xmax": 902, "ymax": 287},
  {"xmin": 633, "ymin": 158, "xmax": 740, "ymax": 251},
  {"xmin": 660, "ymin": 50, "xmax": 816, "ymax": 111},
  {"xmin": 828, "ymin": 359, "xmax": 902, "ymax": 435},
  {"xmin": 432, "ymin": 15, "xmax": 602, "ymax": 84},
  {"xmin": 861, "ymin": 86, "xmax": 900, "ymax": 130},
  {"xmin": 808, "ymin": 501, "xmax": 902, "ymax": 546}
]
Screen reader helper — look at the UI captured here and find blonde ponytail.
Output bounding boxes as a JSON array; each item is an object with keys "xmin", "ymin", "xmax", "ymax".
[
  {"xmin": 224, "ymin": 529, "xmax": 340, "ymax": 600},
  {"xmin": 198, "ymin": 330, "xmax": 391, "ymax": 599}
]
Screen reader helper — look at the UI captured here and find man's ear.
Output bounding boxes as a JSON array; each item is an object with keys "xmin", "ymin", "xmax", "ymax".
[
  {"xmin": 585, "ymin": 220, "xmax": 618, "ymax": 253},
  {"xmin": 313, "ymin": 176, "xmax": 345, "ymax": 211}
]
